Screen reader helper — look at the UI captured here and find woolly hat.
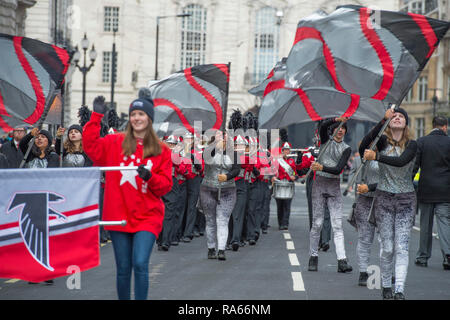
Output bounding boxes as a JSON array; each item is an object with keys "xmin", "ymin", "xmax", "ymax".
[
  {"xmin": 129, "ymin": 98, "xmax": 154, "ymax": 122},
  {"xmin": 68, "ymin": 124, "xmax": 83, "ymax": 134},
  {"xmin": 38, "ymin": 129, "xmax": 53, "ymax": 143},
  {"xmin": 393, "ymin": 107, "xmax": 409, "ymax": 125}
]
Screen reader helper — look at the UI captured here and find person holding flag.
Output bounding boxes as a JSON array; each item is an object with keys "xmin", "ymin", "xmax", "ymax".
[
  {"xmin": 19, "ymin": 128, "xmax": 59, "ymax": 168},
  {"xmin": 55, "ymin": 124, "xmax": 93, "ymax": 167},
  {"xmin": 82, "ymin": 95, "xmax": 173, "ymax": 300},
  {"xmin": 308, "ymin": 117, "xmax": 353, "ymax": 273},
  {"xmin": 361, "ymin": 108, "xmax": 417, "ymax": 300}
]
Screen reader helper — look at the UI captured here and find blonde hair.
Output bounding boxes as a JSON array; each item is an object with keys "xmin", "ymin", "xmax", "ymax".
[
  {"xmin": 121, "ymin": 120, "xmax": 162, "ymax": 158},
  {"xmin": 384, "ymin": 125, "xmax": 414, "ymax": 153},
  {"xmin": 64, "ymin": 138, "xmax": 83, "ymax": 154}
]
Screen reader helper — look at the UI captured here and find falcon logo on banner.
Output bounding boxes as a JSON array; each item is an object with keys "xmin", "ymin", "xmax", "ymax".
[
  {"xmin": 0, "ymin": 34, "xmax": 70, "ymax": 134},
  {"xmin": 248, "ymin": 57, "xmax": 287, "ymax": 97},
  {"xmin": 0, "ymin": 168, "xmax": 100, "ymax": 283},
  {"xmin": 148, "ymin": 63, "xmax": 230, "ymax": 136},
  {"xmin": 258, "ymin": 5, "xmax": 449, "ymax": 129}
]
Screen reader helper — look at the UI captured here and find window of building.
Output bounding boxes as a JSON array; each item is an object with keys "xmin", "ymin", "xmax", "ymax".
[
  {"xmin": 418, "ymin": 76, "xmax": 428, "ymax": 102},
  {"xmin": 415, "ymin": 117, "xmax": 425, "ymax": 138},
  {"xmin": 102, "ymin": 51, "xmax": 118, "ymax": 83},
  {"xmin": 104, "ymin": 6, "xmax": 119, "ymax": 32},
  {"xmin": 253, "ymin": 6, "xmax": 280, "ymax": 84},
  {"xmin": 404, "ymin": 87, "xmax": 414, "ymax": 102},
  {"xmin": 180, "ymin": 4, "xmax": 207, "ymax": 69}
]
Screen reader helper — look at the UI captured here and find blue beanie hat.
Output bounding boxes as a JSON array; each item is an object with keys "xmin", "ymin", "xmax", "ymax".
[{"xmin": 129, "ymin": 97, "xmax": 154, "ymax": 122}]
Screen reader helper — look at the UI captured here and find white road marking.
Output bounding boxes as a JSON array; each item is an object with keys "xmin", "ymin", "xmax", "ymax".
[
  {"xmin": 286, "ymin": 241, "xmax": 295, "ymax": 250},
  {"xmin": 5, "ymin": 279, "xmax": 20, "ymax": 284},
  {"xmin": 291, "ymin": 272, "xmax": 305, "ymax": 291},
  {"xmin": 289, "ymin": 253, "xmax": 300, "ymax": 266},
  {"xmin": 283, "ymin": 233, "xmax": 291, "ymax": 240}
]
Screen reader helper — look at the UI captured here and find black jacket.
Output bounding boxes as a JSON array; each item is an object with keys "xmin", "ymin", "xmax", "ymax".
[
  {"xmin": 19, "ymin": 133, "xmax": 60, "ymax": 168},
  {"xmin": 413, "ymin": 129, "xmax": 450, "ymax": 203},
  {"xmin": 0, "ymin": 153, "xmax": 8, "ymax": 168},
  {"xmin": 0, "ymin": 140, "xmax": 24, "ymax": 168}
]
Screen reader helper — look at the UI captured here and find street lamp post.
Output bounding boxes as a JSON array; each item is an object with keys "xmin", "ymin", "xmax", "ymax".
[
  {"xmin": 73, "ymin": 33, "xmax": 97, "ymax": 106},
  {"xmin": 429, "ymin": 88, "xmax": 443, "ymax": 118},
  {"xmin": 155, "ymin": 13, "xmax": 192, "ymax": 80},
  {"xmin": 111, "ymin": 28, "xmax": 117, "ymax": 110}
]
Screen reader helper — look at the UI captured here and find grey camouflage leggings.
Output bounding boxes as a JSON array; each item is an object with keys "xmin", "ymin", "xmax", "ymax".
[
  {"xmin": 200, "ymin": 185, "xmax": 237, "ymax": 251},
  {"xmin": 310, "ymin": 176, "xmax": 347, "ymax": 260},
  {"xmin": 355, "ymin": 196, "xmax": 376, "ymax": 273},
  {"xmin": 374, "ymin": 190, "xmax": 416, "ymax": 293}
]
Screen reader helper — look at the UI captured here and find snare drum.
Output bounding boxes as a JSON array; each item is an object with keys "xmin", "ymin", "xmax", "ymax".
[{"xmin": 272, "ymin": 180, "xmax": 295, "ymax": 199}]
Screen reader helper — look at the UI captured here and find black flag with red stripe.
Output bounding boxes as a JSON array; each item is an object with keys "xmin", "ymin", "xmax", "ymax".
[
  {"xmin": 258, "ymin": 6, "xmax": 449, "ymax": 129},
  {"xmin": 0, "ymin": 34, "xmax": 70, "ymax": 134},
  {"xmin": 149, "ymin": 64, "xmax": 230, "ymax": 136}
]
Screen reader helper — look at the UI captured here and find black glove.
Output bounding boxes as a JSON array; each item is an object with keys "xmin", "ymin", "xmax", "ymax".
[
  {"xmin": 296, "ymin": 152, "xmax": 303, "ymax": 164},
  {"xmin": 194, "ymin": 164, "xmax": 202, "ymax": 172},
  {"xmin": 137, "ymin": 164, "xmax": 152, "ymax": 181},
  {"xmin": 93, "ymin": 96, "xmax": 107, "ymax": 115}
]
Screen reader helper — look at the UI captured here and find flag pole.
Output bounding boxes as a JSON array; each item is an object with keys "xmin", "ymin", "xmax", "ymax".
[{"xmin": 218, "ymin": 62, "xmax": 231, "ymax": 202}]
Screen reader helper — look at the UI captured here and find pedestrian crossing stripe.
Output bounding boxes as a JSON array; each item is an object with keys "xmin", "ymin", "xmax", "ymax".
[{"xmin": 5, "ymin": 279, "xmax": 20, "ymax": 283}]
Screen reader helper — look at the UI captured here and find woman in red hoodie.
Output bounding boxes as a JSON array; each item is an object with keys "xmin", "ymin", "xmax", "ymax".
[{"xmin": 83, "ymin": 95, "xmax": 172, "ymax": 300}]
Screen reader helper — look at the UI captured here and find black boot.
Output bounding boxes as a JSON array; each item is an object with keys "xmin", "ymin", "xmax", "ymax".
[
  {"xmin": 394, "ymin": 292, "xmax": 405, "ymax": 300},
  {"xmin": 308, "ymin": 256, "xmax": 318, "ymax": 271},
  {"xmin": 208, "ymin": 248, "xmax": 217, "ymax": 259},
  {"xmin": 218, "ymin": 250, "xmax": 226, "ymax": 261},
  {"xmin": 443, "ymin": 255, "xmax": 450, "ymax": 270},
  {"xmin": 358, "ymin": 272, "xmax": 368, "ymax": 287},
  {"xmin": 382, "ymin": 287, "xmax": 393, "ymax": 300},
  {"xmin": 232, "ymin": 242, "xmax": 239, "ymax": 252},
  {"xmin": 337, "ymin": 259, "xmax": 353, "ymax": 273}
]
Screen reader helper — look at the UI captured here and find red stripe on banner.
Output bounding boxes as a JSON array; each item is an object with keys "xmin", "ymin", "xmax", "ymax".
[
  {"xmin": 0, "ymin": 225, "xmax": 99, "ymax": 283},
  {"xmin": 51, "ymin": 45, "xmax": 70, "ymax": 86},
  {"xmin": 408, "ymin": 13, "xmax": 438, "ymax": 59},
  {"xmin": 292, "ymin": 87, "xmax": 322, "ymax": 121},
  {"xmin": 13, "ymin": 37, "xmax": 46, "ymax": 124},
  {"xmin": 342, "ymin": 94, "xmax": 361, "ymax": 118},
  {"xmin": 263, "ymin": 79, "xmax": 285, "ymax": 97},
  {"xmin": 263, "ymin": 79, "xmax": 322, "ymax": 121},
  {"xmin": 184, "ymin": 68, "xmax": 223, "ymax": 130},
  {"xmin": 0, "ymin": 204, "xmax": 100, "ymax": 231},
  {"xmin": 293, "ymin": 27, "xmax": 345, "ymax": 92},
  {"xmin": 267, "ymin": 68, "xmax": 275, "ymax": 79},
  {"xmin": 153, "ymin": 98, "xmax": 197, "ymax": 135},
  {"xmin": 359, "ymin": 8, "xmax": 394, "ymax": 100},
  {"xmin": 213, "ymin": 64, "xmax": 230, "ymax": 82}
]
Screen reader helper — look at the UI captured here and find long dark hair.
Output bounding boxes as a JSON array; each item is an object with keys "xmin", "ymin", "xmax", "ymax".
[{"xmin": 31, "ymin": 141, "xmax": 55, "ymax": 158}]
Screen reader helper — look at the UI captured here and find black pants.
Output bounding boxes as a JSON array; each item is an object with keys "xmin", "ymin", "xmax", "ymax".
[
  {"xmin": 247, "ymin": 180, "xmax": 265, "ymax": 240},
  {"xmin": 276, "ymin": 198, "xmax": 292, "ymax": 228},
  {"xmin": 228, "ymin": 179, "xmax": 248, "ymax": 244},
  {"xmin": 306, "ymin": 175, "xmax": 331, "ymax": 245},
  {"xmin": 183, "ymin": 175, "xmax": 201, "ymax": 238},
  {"xmin": 175, "ymin": 182, "xmax": 187, "ymax": 242},
  {"xmin": 260, "ymin": 181, "xmax": 271, "ymax": 230},
  {"xmin": 159, "ymin": 177, "xmax": 181, "ymax": 247}
]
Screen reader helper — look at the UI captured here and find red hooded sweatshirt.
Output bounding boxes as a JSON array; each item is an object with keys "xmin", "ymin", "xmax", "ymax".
[{"xmin": 83, "ymin": 112, "xmax": 173, "ymax": 236}]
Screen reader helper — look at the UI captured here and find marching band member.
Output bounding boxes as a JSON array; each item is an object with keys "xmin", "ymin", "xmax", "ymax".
[
  {"xmin": 308, "ymin": 117, "xmax": 353, "ymax": 273},
  {"xmin": 228, "ymin": 134, "xmax": 251, "ymax": 251},
  {"xmin": 83, "ymin": 95, "xmax": 172, "ymax": 300},
  {"xmin": 361, "ymin": 108, "xmax": 417, "ymax": 300},
  {"xmin": 200, "ymin": 131, "xmax": 240, "ymax": 261},
  {"xmin": 246, "ymin": 136, "xmax": 262, "ymax": 245},
  {"xmin": 158, "ymin": 135, "xmax": 187, "ymax": 251},
  {"xmin": 179, "ymin": 132, "xmax": 204, "ymax": 243},
  {"xmin": 271, "ymin": 141, "xmax": 296, "ymax": 231},
  {"xmin": 353, "ymin": 140, "xmax": 380, "ymax": 287}
]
